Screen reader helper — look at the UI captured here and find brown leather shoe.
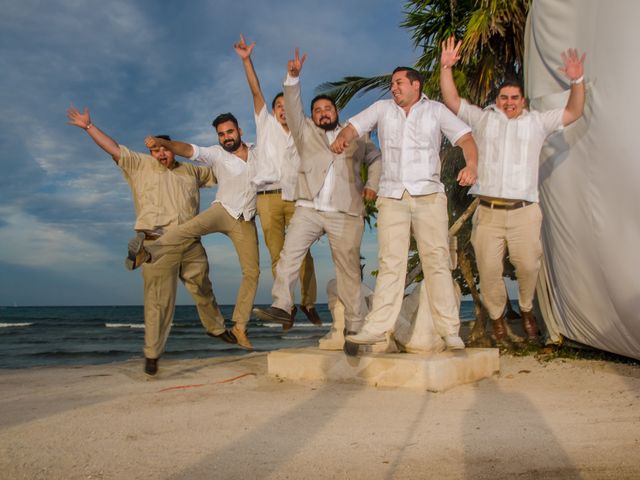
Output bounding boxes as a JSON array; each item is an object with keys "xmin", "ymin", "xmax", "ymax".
[
  {"xmin": 283, "ymin": 306, "xmax": 297, "ymax": 332},
  {"xmin": 491, "ymin": 314, "xmax": 508, "ymax": 342},
  {"xmin": 300, "ymin": 305, "xmax": 322, "ymax": 326},
  {"xmin": 207, "ymin": 329, "xmax": 237, "ymax": 344},
  {"xmin": 521, "ymin": 310, "xmax": 539, "ymax": 340},
  {"xmin": 231, "ymin": 326, "xmax": 254, "ymax": 350}
]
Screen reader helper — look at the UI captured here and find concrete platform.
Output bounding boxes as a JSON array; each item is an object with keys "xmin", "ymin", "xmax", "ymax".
[{"xmin": 267, "ymin": 347, "xmax": 499, "ymax": 392}]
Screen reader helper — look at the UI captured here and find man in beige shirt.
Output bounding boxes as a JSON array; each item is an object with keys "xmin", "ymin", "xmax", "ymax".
[{"xmin": 66, "ymin": 106, "xmax": 236, "ymax": 377}]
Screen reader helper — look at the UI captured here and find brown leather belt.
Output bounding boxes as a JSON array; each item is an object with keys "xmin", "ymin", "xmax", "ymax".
[
  {"xmin": 257, "ymin": 189, "xmax": 282, "ymax": 195},
  {"xmin": 479, "ymin": 199, "xmax": 532, "ymax": 210}
]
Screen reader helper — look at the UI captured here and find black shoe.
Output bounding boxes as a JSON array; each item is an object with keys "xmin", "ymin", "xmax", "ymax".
[
  {"xmin": 207, "ymin": 329, "xmax": 237, "ymax": 344},
  {"xmin": 144, "ymin": 357, "xmax": 158, "ymax": 376},
  {"xmin": 343, "ymin": 330, "xmax": 359, "ymax": 357},
  {"xmin": 253, "ymin": 306, "xmax": 293, "ymax": 328},
  {"xmin": 300, "ymin": 305, "xmax": 322, "ymax": 326}
]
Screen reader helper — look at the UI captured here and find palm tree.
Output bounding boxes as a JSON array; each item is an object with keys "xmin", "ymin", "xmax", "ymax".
[{"xmin": 318, "ymin": 0, "xmax": 529, "ymax": 342}]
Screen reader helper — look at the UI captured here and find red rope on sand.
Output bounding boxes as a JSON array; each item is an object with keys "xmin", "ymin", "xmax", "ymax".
[{"xmin": 158, "ymin": 372, "xmax": 256, "ymax": 393}]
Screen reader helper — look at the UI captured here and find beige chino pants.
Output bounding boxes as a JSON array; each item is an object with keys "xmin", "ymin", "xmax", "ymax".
[
  {"xmin": 272, "ymin": 206, "xmax": 366, "ymax": 332},
  {"xmin": 363, "ymin": 191, "xmax": 461, "ymax": 337},
  {"xmin": 146, "ymin": 203, "xmax": 259, "ymax": 328},
  {"xmin": 142, "ymin": 238, "xmax": 226, "ymax": 359},
  {"xmin": 256, "ymin": 192, "xmax": 317, "ymax": 306},
  {"xmin": 471, "ymin": 202, "xmax": 543, "ymax": 320}
]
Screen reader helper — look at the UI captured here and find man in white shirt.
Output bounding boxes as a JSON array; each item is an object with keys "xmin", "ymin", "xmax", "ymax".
[
  {"xmin": 253, "ymin": 49, "xmax": 381, "ymax": 338},
  {"xmin": 66, "ymin": 106, "xmax": 237, "ymax": 376},
  {"xmin": 132, "ymin": 113, "xmax": 260, "ymax": 350},
  {"xmin": 332, "ymin": 66, "xmax": 478, "ymax": 350},
  {"xmin": 439, "ymin": 38, "xmax": 586, "ymax": 342},
  {"xmin": 233, "ymin": 35, "xmax": 320, "ymax": 328}
]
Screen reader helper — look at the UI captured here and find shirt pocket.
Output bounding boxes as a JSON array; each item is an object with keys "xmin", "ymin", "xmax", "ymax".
[{"xmin": 379, "ymin": 116, "xmax": 402, "ymax": 148}]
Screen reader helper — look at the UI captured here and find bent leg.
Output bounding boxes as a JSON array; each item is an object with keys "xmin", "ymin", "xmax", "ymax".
[{"xmin": 179, "ymin": 240, "xmax": 226, "ymax": 336}]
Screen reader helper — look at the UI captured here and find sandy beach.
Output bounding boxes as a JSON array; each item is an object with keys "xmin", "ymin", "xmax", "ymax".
[{"xmin": 1, "ymin": 351, "xmax": 639, "ymax": 480}]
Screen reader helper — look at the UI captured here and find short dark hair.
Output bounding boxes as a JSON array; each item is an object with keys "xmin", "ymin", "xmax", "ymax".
[
  {"xmin": 212, "ymin": 112, "xmax": 239, "ymax": 130},
  {"xmin": 310, "ymin": 94, "xmax": 337, "ymax": 114},
  {"xmin": 497, "ymin": 79, "xmax": 525, "ymax": 98},
  {"xmin": 271, "ymin": 92, "xmax": 284, "ymax": 110},
  {"xmin": 154, "ymin": 134, "xmax": 171, "ymax": 141},
  {"xmin": 392, "ymin": 66, "xmax": 424, "ymax": 93}
]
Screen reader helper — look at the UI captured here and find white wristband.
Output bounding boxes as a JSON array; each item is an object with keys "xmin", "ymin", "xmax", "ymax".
[{"xmin": 570, "ymin": 75, "xmax": 584, "ymax": 85}]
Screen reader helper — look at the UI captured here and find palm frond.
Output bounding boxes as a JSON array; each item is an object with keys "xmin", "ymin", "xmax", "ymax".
[{"xmin": 316, "ymin": 75, "xmax": 392, "ymax": 110}]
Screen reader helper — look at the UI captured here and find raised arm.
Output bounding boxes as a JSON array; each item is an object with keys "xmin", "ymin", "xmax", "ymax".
[
  {"xmin": 558, "ymin": 48, "xmax": 586, "ymax": 126},
  {"xmin": 455, "ymin": 132, "xmax": 478, "ymax": 186},
  {"xmin": 66, "ymin": 106, "xmax": 121, "ymax": 162},
  {"xmin": 282, "ymin": 48, "xmax": 308, "ymax": 140},
  {"xmin": 234, "ymin": 34, "xmax": 265, "ymax": 114},
  {"xmin": 144, "ymin": 136, "xmax": 194, "ymax": 158},
  {"xmin": 439, "ymin": 37, "xmax": 463, "ymax": 114}
]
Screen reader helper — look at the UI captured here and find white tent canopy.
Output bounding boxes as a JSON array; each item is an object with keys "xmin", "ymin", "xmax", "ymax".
[{"xmin": 525, "ymin": 0, "xmax": 640, "ymax": 359}]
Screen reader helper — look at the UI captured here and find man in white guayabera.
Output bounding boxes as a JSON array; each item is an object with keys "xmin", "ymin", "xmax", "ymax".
[
  {"xmin": 67, "ymin": 107, "xmax": 236, "ymax": 377},
  {"xmin": 233, "ymin": 34, "xmax": 320, "ymax": 328},
  {"xmin": 439, "ymin": 37, "xmax": 586, "ymax": 342},
  {"xmin": 331, "ymin": 66, "xmax": 478, "ymax": 351}
]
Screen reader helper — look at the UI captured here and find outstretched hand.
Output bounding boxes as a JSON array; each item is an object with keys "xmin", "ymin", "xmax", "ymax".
[
  {"xmin": 558, "ymin": 48, "xmax": 585, "ymax": 81},
  {"xmin": 287, "ymin": 47, "xmax": 307, "ymax": 77},
  {"xmin": 441, "ymin": 36, "xmax": 462, "ymax": 68},
  {"xmin": 234, "ymin": 33, "xmax": 255, "ymax": 60},
  {"xmin": 66, "ymin": 105, "xmax": 91, "ymax": 129}
]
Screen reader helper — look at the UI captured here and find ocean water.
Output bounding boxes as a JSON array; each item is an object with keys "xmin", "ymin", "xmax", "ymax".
[{"xmin": 0, "ymin": 302, "xmax": 476, "ymax": 369}]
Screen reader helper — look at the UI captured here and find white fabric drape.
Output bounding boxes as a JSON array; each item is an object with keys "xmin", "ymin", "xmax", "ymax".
[{"xmin": 526, "ymin": 0, "xmax": 640, "ymax": 359}]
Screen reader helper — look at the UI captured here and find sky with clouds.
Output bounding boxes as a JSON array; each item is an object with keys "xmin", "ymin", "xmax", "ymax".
[{"xmin": 0, "ymin": 0, "xmax": 418, "ymax": 306}]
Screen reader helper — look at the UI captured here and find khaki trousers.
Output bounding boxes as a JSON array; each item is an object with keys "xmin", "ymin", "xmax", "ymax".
[
  {"xmin": 363, "ymin": 191, "xmax": 461, "ymax": 337},
  {"xmin": 471, "ymin": 202, "xmax": 543, "ymax": 320},
  {"xmin": 256, "ymin": 193, "xmax": 317, "ymax": 306},
  {"xmin": 142, "ymin": 238, "xmax": 225, "ymax": 359},
  {"xmin": 272, "ymin": 207, "xmax": 366, "ymax": 332},
  {"xmin": 146, "ymin": 203, "xmax": 259, "ymax": 328}
]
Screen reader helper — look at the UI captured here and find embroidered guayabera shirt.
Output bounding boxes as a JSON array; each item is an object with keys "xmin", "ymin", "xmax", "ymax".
[
  {"xmin": 118, "ymin": 145, "xmax": 215, "ymax": 234},
  {"xmin": 349, "ymin": 94, "xmax": 471, "ymax": 199},
  {"xmin": 253, "ymin": 105, "xmax": 299, "ymax": 201},
  {"xmin": 458, "ymin": 99, "xmax": 563, "ymax": 202},
  {"xmin": 189, "ymin": 144, "xmax": 257, "ymax": 220}
]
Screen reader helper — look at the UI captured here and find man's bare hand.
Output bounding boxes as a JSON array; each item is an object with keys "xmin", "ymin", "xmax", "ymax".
[
  {"xmin": 66, "ymin": 105, "xmax": 91, "ymax": 129},
  {"xmin": 362, "ymin": 187, "xmax": 377, "ymax": 202},
  {"xmin": 559, "ymin": 48, "xmax": 586, "ymax": 82},
  {"xmin": 287, "ymin": 47, "xmax": 307, "ymax": 77},
  {"xmin": 457, "ymin": 165, "xmax": 477, "ymax": 186},
  {"xmin": 330, "ymin": 137, "xmax": 349, "ymax": 154},
  {"xmin": 234, "ymin": 33, "xmax": 255, "ymax": 60},
  {"xmin": 144, "ymin": 136, "xmax": 158, "ymax": 149},
  {"xmin": 441, "ymin": 36, "xmax": 462, "ymax": 69}
]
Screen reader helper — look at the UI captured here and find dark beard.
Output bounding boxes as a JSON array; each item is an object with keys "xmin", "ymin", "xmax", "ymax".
[
  {"xmin": 221, "ymin": 138, "xmax": 242, "ymax": 153},
  {"xmin": 317, "ymin": 118, "xmax": 339, "ymax": 131}
]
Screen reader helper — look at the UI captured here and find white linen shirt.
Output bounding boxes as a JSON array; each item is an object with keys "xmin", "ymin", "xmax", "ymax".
[
  {"xmin": 458, "ymin": 99, "xmax": 563, "ymax": 202},
  {"xmin": 189, "ymin": 143, "xmax": 257, "ymax": 220},
  {"xmin": 253, "ymin": 105, "xmax": 299, "ymax": 200},
  {"xmin": 349, "ymin": 95, "xmax": 471, "ymax": 199},
  {"xmin": 296, "ymin": 127, "xmax": 342, "ymax": 213}
]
